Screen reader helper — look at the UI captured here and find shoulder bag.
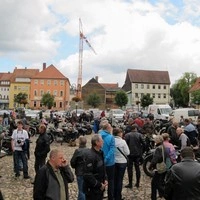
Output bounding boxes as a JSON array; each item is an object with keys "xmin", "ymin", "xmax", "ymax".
[
  {"xmin": 117, "ymin": 147, "xmax": 129, "ymax": 164},
  {"xmin": 156, "ymin": 145, "xmax": 167, "ymax": 174}
]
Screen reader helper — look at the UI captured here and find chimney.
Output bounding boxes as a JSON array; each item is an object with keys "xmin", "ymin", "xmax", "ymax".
[
  {"xmin": 43, "ymin": 63, "xmax": 46, "ymax": 70},
  {"xmin": 95, "ymin": 76, "xmax": 98, "ymax": 82}
]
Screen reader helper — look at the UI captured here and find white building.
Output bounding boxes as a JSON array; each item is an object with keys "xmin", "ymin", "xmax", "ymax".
[{"xmin": 122, "ymin": 69, "xmax": 171, "ymax": 108}]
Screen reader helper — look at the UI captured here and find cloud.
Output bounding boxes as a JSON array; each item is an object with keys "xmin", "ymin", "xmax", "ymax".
[{"xmin": 1, "ymin": 0, "xmax": 200, "ymax": 88}]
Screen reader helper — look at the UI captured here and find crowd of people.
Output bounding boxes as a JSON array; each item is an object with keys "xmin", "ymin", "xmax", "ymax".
[{"xmin": 1, "ymin": 110, "xmax": 200, "ymax": 200}]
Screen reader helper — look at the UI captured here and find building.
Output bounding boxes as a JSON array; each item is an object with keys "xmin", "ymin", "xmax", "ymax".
[
  {"xmin": 82, "ymin": 77, "xmax": 120, "ymax": 110},
  {"xmin": 30, "ymin": 63, "xmax": 70, "ymax": 110},
  {"xmin": 0, "ymin": 72, "xmax": 13, "ymax": 109},
  {"xmin": 9, "ymin": 67, "xmax": 39, "ymax": 109},
  {"xmin": 189, "ymin": 77, "xmax": 200, "ymax": 107},
  {"xmin": 122, "ymin": 69, "xmax": 171, "ymax": 108}
]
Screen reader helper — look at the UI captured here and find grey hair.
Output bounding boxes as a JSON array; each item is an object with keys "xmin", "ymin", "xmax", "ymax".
[
  {"xmin": 91, "ymin": 134, "xmax": 102, "ymax": 147},
  {"xmin": 154, "ymin": 135, "xmax": 163, "ymax": 144}
]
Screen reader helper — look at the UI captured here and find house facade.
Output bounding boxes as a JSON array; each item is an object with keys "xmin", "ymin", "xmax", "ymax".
[
  {"xmin": 122, "ymin": 69, "xmax": 171, "ymax": 108},
  {"xmin": 30, "ymin": 64, "xmax": 70, "ymax": 110},
  {"xmin": 0, "ymin": 72, "xmax": 12, "ymax": 109},
  {"xmin": 82, "ymin": 77, "xmax": 120, "ymax": 110},
  {"xmin": 9, "ymin": 68, "xmax": 39, "ymax": 109}
]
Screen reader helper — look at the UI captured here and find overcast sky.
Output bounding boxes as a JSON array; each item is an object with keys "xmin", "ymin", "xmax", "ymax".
[{"xmin": 1, "ymin": 0, "xmax": 200, "ymax": 88}]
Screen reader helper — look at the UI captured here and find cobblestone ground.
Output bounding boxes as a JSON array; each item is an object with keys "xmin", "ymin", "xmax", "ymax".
[{"xmin": 0, "ymin": 133, "xmax": 164, "ymax": 200}]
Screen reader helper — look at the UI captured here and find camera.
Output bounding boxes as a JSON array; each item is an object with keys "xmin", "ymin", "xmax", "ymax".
[{"xmin": 17, "ymin": 140, "xmax": 21, "ymax": 144}]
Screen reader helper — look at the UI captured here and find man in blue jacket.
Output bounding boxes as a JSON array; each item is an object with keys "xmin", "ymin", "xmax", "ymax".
[{"xmin": 99, "ymin": 120, "xmax": 115, "ymax": 200}]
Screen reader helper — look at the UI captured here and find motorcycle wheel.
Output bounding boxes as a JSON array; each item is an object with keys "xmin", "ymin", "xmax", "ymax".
[
  {"xmin": 29, "ymin": 128, "xmax": 36, "ymax": 137},
  {"xmin": 86, "ymin": 128, "xmax": 92, "ymax": 135},
  {"xmin": 143, "ymin": 154, "xmax": 154, "ymax": 177},
  {"xmin": 48, "ymin": 133, "xmax": 54, "ymax": 144}
]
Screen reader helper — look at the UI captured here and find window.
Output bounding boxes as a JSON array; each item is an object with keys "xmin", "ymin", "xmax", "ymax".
[
  {"xmin": 40, "ymin": 80, "xmax": 44, "ymax": 85},
  {"xmin": 60, "ymin": 91, "xmax": 63, "ymax": 97},
  {"xmin": 60, "ymin": 80, "xmax": 64, "ymax": 86},
  {"xmin": 141, "ymin": 93, "xmax": 144, "ymax": 98},
  {"xmin": 163, "ymin": 93, "xmax": 166, "ymax": 98},
  {"xmin": 60, "ymin": 102, "xmax": 62, "ymax": 108},
  {"xmin": 158, "ymin": 85, "xmax": 161, "ymax": 89},
  {"xmin": 14, "ymin": 86, "xmax": 17, "ymax": 90},
  {"xmin": 34, "ymin": 90, "xmax": 37, "ymax": 96},
  {"xmin": 54, "ymin": 102, "xmax": 56, "ymax": 107},
  {"xmin": 54, "ymin": 80, "xmax": 58, "ymax": 86},
  {"xmin": 158, "ymin": 93, "xmax": 161, "ymax": 98},
  {"xmin": 163, "ymin": 85, "xmax": 166, "ymax": 89},
  {"xmin": 147, "ymin": 85, "xmax": 150, "ymax": 89},
  {"xmin": 152, "ymin": 93, "xmax": 155, "ymax": 98},
  {"xmin": 135, "ymin": 84, "xmax": 138, "ymax": 89},
  {"xmin": 141, "ymin": 84, "xmax": 144, "ymax": 89},
  {"xmin": 40, "ymin": 90, "xmax": 44, "ymax": 96},
  {"xmin": 152, "ymin": 85, "xmax": 155, "ymax": 89},
  {"xmin": 47, "ymin": 90, "xmax": 50, "ymax": 94},
  {"xmin": 40, "ymin": 102, "xmax": 43, "ymax": 107},
  {"xmin": 47, "ymin": 80, "xmax": 51, "ymax": 86},
  {"xmin": 54, "ymin": 90, "xmax": 57, "ymax": 96},
  {"xmin": 34, "ymin": 101, "xmax": 36, "ymax": 107},
  {"xmin": 135, "ymin": 93, "xmax": 139, "ymax": 98},
  {"xmin": 34, "ymin": 80, "xmax": 38, "ymax": 85}
]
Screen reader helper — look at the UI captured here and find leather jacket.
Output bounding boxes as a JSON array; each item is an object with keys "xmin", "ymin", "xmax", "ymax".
[{"xmin": 165, "ymin": 159, "xmax": 200, "ymax": 200}]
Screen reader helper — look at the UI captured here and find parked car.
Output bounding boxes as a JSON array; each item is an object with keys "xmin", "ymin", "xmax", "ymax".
[{"xmin": 109, "ymin": 109, "xmax": 124, "ymax": 121}]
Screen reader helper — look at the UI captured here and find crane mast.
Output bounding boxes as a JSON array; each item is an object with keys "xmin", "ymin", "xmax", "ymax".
[{"xmin": 76, "ymin": 18, "xmax": 96, "ymax": 99}]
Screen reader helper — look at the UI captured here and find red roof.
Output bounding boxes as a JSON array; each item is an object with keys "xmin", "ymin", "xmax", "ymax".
[
  {"xmin": 33, "ymin": 64, "xmax": 67, "ymax": 79},
  {"xmin": 0, "ymin": 72, "xmax": 13, "ymax": 81},
  {"xmin": 101, "ymin": 83, "xmax": 119, "ymax": 89},
  {"xmin": 127, "ymin": 69, "xmax": 170, "ymax": 84},
  {"xmin": 11, "ymin": 68, "xmax": 39, "ymax": 82},
  {"xmin": 189, "ymin": 77, "xmax": 200, "ymax": 92}
]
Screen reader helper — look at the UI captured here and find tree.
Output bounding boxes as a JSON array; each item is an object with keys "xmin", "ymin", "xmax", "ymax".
[
  {"xmin": 190, "ymin": 90, "xmax": 200, "ymax": 106},
  {"xmin": 115, "ymin": 90, "xmax": 128, "ymax": 108},
  {"xmin": 14, "ymin": 92, "xmax": 28, "ymax": 107},
  {"xmin": 171, "ymin": 72, "xmax": 197, "ymax": 107},
  {"xmin": 87, "ymin": 93, "xmax": 101, "ymax": 108},
  {"xmin": 140, "ymin": 94, "xmax": 153, "ymax": 108},
  {"xmin": 41, "ymin": 93, "xmax": 55, "ymax": 109}
]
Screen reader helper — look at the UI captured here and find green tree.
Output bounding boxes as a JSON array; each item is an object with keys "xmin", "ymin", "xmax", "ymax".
[
  {"xmin": 14, "ymin": 92, "xmax": 28, "ymax": 107},
  {"xmin": 115, "ymin": 90, "xmax": 128, "ymax": 108},
  {"xmin": 140, "ymin": 94, "xmax": 153, "ymax": 108},
  {"xmin": 171, "ymin": 72, "xmax": 197, "ymax": 107},
  {"xmin": 41, "ymin": 93, "xmax": 55, "ymax": 109},
  {"xmin": 191, "ymin": 90, "xmax": 200, "ymax": 105},
  {"xmin": 87, "ymin": 93, "xmax": 101, "ymax": 108}
]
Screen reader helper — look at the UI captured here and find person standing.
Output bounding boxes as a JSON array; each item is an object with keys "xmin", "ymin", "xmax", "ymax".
[
  {"xmin": 176, "ymin": 127, "xmax": 190, "ymax": 150},
  {"xmin": 70, "ymin": 136, "xmax": 89, "ymax": 200},
  {"xmin": 124, "ymin": 124, "xmax": 145, "ymax": 188},
  {"xmin": 149, "ymin": 135, "xmax": 169, "ymax": 200},
  {"xmin": 99, "ymin": 120, "xmax": 115, "ymax": 200},
  {"xmin": 113, "ymin": 128, "xmax": 130, "ymax": 200},
  {"xmin": 34, "ymin": 124, "xmax": 50, "ymax": 173},
  {"xmin": 11, "ymin": 120, "xmax": 30, "ymax": 178},
  {"xmin": 33, "ymin": 149, "xmax": 74, "ymax": 200},
  {"xmin": 83, "ymin": 134, "xmax": 107, "ymax": 200},
  {"xmin": 165, "ymin": 147, "xmax": 200, "ymax": 200}
]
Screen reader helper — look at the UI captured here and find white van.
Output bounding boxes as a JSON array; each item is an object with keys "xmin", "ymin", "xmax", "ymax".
[
  {"xmin": 148, "ymin": 104, "xmax": 172, "ymax": 121},
  {"xmin": 169, "ymin": 108, "xmax": 199, "ymax": 124}
]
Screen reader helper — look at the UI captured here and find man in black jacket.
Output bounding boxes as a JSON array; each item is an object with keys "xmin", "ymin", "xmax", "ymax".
[
  {"xmin": 124, "ymin": 124, "xmax": 145, "ymax": 188},
  {"xmin": 34, "ymin": 124, "xmax": 50, "ymax": 173},
  {"xmin": 83, "ymin": 134, "xmax": 107, "ymax": 200},
  {"xmin": 70, "ymin": 136, "xmax": 90, "ymax": 200},
  {"xmin": 165, "ymin": 147, "xmax": 200, "ymax": 200},
  {"xmin": 33, "ymin": 149, "xmax": 74, "ymax": 200}
]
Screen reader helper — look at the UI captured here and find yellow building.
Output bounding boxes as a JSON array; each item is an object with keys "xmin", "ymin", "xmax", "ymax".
[{"xmin": 9, "ymin": 67, "xmax": 39, "ymax": 109}]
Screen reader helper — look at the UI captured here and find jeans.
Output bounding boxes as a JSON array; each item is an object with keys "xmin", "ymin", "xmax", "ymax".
[
  {"xmin": 106, "ymin": 165, "xmax": 115, "ymax": 200},
  {"xmin": 127, "ymin": 156, "xmax": 141, "ymax": 186},
  {"xmin": 77, "ymin": 176, "xmax": 85, "ymax": 200},
  {"xmin": 114, "ymin": 163, "xmax": 127, "ymax": 200},
  {"xmin": 151, "ymin": 171, "xmax": 166, "ymax": 200},
  {"xmin": 13, "ymin": 150, "xmax": 28, "ymax": 177}
]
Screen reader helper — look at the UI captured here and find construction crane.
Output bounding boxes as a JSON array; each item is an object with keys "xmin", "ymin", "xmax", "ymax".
[{"xmin": 76, "ymin": 18, "xmax": 96, "ymax": 99}]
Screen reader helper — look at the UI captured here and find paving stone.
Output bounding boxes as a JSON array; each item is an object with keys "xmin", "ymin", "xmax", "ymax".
[{"xmin": 0, "ymin": 133, "xmax": 159, "ymax": 200}]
